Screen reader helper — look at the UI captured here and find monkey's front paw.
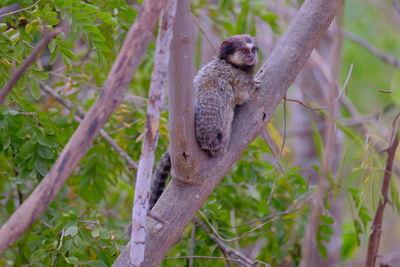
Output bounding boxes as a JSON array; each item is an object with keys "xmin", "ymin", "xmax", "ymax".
[{"xmin": 254, "ymin": 79, "xmax": 261, "ymax": 88}]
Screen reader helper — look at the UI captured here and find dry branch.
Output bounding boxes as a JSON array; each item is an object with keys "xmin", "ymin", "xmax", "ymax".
[
  {"xmin": 112, "ymin": 0, "xmax": 343, "ymax": 265},
  {"xmin": 343, "ymin": 30, "xmax": 400, "ymax": 68},
  {"xmin": 366, "ymin": 136, "xmax": 399, "ymax": 267},
  {"xmin": 0, "ymin": 0, "xmax": 165, "ymax": 253},
  {"xmin": 129, "ymin": 0, "xmax": 177, "ymax": 264},
  {"xmin": 0, "ymin": 29, "xmax": 59, "ymax": 104},
  {"xmin": 38, "ymin": 82, "xmax": 138, "ymax": 170}
]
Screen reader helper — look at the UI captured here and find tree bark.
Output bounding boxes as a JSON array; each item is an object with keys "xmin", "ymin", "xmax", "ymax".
[
  {"xmin": 0, "ymin": 0, "xmax": 165, "ymax": 254},
  {"xmin": 112, "ymin": 0, "xmax": 343, "ymax": 266},
  {"xmin": 130, "ymin": 0, "xmax": 177, "ymax": 265}
]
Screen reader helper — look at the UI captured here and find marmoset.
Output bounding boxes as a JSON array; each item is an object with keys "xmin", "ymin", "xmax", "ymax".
[
  {"xmin": 149, "ymin": 34, "xmax": 259, "ymax": 210},
  {"xmin": 194, "ymin": 34, "xmax": 259, "ymax": 156}
]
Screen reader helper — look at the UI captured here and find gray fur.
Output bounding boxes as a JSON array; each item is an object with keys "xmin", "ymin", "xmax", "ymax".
[{"xmin": 194, "ymin": 52, "xmax": 258, "ymax": 157}]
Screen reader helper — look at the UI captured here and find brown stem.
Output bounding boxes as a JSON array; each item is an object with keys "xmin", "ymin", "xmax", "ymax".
[
  {"xmin": 0, "ymin": 29, "xmax": 59, "ymax": 105},
  {"xmin": 366, "ymin": 136, "xmax": 399, "ymax": 267}
]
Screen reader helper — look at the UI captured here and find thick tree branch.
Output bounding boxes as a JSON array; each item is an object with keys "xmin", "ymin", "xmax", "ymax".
[
  {"xmin": 366, "ymin": 136, "xmax": 399, "ymax": 267},
  {"xmin": 130, "ymin": 0, "xmax": 177, "ymax": 264},
  {"xmin": 0, "ymin": 0, "xmax": 165, "ymax": 254},
  {"xmin": 112, "ymin": 0, "xmax": 343, "ymax": 266},
  {"xmin": 167, "ymin": 0, "xmax": 206, "ymax": 184},
  {"xmin": 0, "ymin": 29, "xmax": 59, "ymax": 105}
]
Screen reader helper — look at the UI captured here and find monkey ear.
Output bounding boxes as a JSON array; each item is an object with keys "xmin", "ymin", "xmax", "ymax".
[{"xmin": 218, "ymin": 40, "xmax": 235, "ymax": 60}]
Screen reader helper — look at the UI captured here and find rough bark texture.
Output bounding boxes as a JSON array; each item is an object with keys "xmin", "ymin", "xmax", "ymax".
[
  {"xmin": 130, "ymin": 0, "xmax": 177, "ymax": 265},
  {"xmin": 112, "ymin": 0, "xmax": 343, "ymax": 266},
  {"xmin": 0, "ymin": 0, "xmax": 165, "ymax": 254},
  {"xmin": 167, "ymin": 0, "xmax": 206, "ymax": 185}
]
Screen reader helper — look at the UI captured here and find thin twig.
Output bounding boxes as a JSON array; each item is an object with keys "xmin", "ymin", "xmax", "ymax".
[
  {"xmin": 189, "ymin": 221, "xmax": 196, "ymax": 267},
  {"xmin": 344, "ymin": 30, "xmax": 400, "ymax": 68},
  {"xmin": 190, "ymin": 13, "xmax": 218, "ymax": 54},
  {"xmin": 57, "ymin": 227, "xmax": 65, "ymax": 251},
  {"xmin": 0, "ymin": 29, "xmax": 59, "ymax": 104},
  {"xmin": 39, "ymin": 81, "xmax": 138, "ymax": 170},
  {"xmin": 198, "ymin": 210, "xmax": 280, "ymax": 243},
  {"xmin": 194, "ymin": 216, "xmax": 269, "ymax": 267},
  {"xmin": 366, "ymin": 135, "xmax": 399, "ymax": 267},
  {"xmin": 164, "ymin": 256, "xmax": 243, "ymax": 264},
  {"xmin": 285, "ymin": 63, "xmax": 353, "ymax": 111},
  {"xmin": 0, "ymin": 0, "xmax": 41, "ymax": 18}
]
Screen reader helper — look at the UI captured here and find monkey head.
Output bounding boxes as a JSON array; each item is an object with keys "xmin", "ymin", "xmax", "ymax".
[{"xmin": 218, "ymin": 34, "xmax": 258, "ymax": 73}]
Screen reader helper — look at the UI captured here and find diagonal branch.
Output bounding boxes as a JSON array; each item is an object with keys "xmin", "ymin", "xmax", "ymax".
[
  {"xmin": 112, "ymin": 0, "xmax": 344, "ymax": 266},
  {"xmin": 0, "ymin": 29, "xmax": 59, "ymax": 104},
  {"xmin": 366, "ymin": 135, "xmax": 399, "ymax": 267},
  {"xmin": 0, "ymin": 0, "xmax": 166, "ymax": 254}
]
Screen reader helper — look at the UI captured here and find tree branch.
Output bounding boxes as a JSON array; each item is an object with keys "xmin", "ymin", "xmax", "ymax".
[
  {"xmin": 167, "ymin": 0, "xmax": 206, "ymax": 184},
  {"xmin": 366, "ymin": 135, "xmax": 399, "ymax": 267},
  {"xmin": 0, "ymin": 0, "xmax": 165, "ymax": 254},
  {"xmin": 112, "ymin": 0, "xmax": 343, "ymax": 265},
  {"xmin": 129, "ymin": 0, "xmax": 177, "ymax": 264},
  {"xmin": 0, "ymin": 29, "xmax": 59, "ymax": 105},
  {"xmin": 343, "ymin": 30, "xmax": 400, "ymax": 68}
]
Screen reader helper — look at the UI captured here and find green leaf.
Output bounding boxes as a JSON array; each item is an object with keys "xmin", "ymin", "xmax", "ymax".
[
  {"xmin": 320, "ymin": 214, "xmax": 334, "ymax": 225},
  {"xmin": 20, "ymin": 141, "xmax": 36, "ymax": 159},
  {"xmin": 66, "ymin": 256, "xmax": 78, "ymax": 264},
  {"xmin": 65, "ymin": 225, "xmax": 79, "ymax": 237},
  {"xmin": 311, "ymin": 120, "xmax": 323, "ymax": 162},
  {"xmin": 6, "ymin": 195, "xmax": 15, "ymax": 214},
  {"xmin": 30, "ymin": 79, "xmax": 41, "ymax": 100},
  {"xmin": 88, "ymin": 260, "xmax": 107, "ymax": 267},
  {"xmin": 37, "ymin": 146, "xmax": 54, "ymax": 159},
  {"xmin": 31, "ymin": 70, "xmax": 50, "ymax": 81},
  {"xmin": 353, "ymin": 219, "xmax": 363, "ymax": 235},
  {"xmin": 91, "ymin": 228, "xmax": 100, "ymax": 238},
  {"xmin": 49, "ymin": 39, "xmax": 56, "ymax": 53},
  {"xmin": 359, "ymin": 205, "xmax": 372, "ymax": 228},
  {"xmin": 0, "ymin": 23, "xmax": 7, "ymax": 32},
  {"xmin": 34, "ymin": 158, "xmax": 48, "ymax": 176},
  {"xmin": 3, "ymin": 136, "xmax": 10, "ymax": 150},
  {"xmin": 318, "ymin": 242, "xmax": 328, "ymax": 259},
  {"xmin": 37, "ymin": 136, "xmax": 51, "ymax": 148}
]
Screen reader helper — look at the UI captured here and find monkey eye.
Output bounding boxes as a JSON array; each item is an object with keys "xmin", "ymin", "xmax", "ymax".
[{"xmin": 251, "ymin": 47, "xmax": 256, "ymax": 53}]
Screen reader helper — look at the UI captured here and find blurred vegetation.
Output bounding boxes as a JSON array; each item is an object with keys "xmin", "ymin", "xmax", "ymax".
[{"xmin": 0, "ymin": 0, "xmax": 399, "ymax": 266}]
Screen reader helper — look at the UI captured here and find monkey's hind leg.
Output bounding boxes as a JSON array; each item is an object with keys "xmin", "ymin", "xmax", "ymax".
[{"xmin": 195, "ymin": 103, "xmax": 232, "ymax": 157}]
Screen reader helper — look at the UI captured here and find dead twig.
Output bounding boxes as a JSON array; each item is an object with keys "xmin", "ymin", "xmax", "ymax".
[
  {"xmin": 190, "ymin": 13, "xmax": 218, "ymax": 54},
  {"xmin": 344, "ymin": 30, "xmax": 400, "ymax": 68},
  {"xmin": 194, "ymin": 216, "xmax": 270, "ymax": 267},
  {"xmin": 285, "ymin": 63, "xmax": 353, "ymax": 111},
  {"xmin": 0, "ymin": 29, "xmax": 59, "ymax": 104},
  {"xmin": 0, "ymin": 0, "xmax": 41, "ymax": 18},
  {"xmin": 366, "ymin": 135, "xmax": 399, "ymax": 267}
]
